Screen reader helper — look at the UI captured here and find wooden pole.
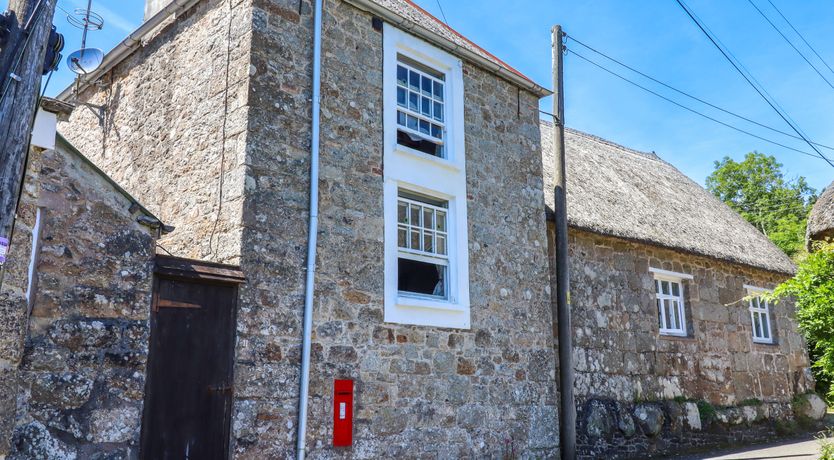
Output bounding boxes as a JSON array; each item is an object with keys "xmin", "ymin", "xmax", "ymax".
[
  {"xmin": 552, "ymin": 24, "xmax": 576, "ymax": 460},
  {"xmin": 0, "ymin": 0, "xmax": 56, "ymax": 276}
]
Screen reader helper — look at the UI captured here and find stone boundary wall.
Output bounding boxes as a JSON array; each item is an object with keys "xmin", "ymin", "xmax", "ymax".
[
  {"xmin": 2, "ymin": 142, "xmax": 157, "ymax": 459},
  {"xmin": 577, "ymin": 395, "xmax": 825, "ymax": 459}
]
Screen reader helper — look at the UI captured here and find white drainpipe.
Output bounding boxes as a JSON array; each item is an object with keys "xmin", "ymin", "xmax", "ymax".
[{"xmin": 296, "ymin": 0, "xmax": 323, "ymax": 457}]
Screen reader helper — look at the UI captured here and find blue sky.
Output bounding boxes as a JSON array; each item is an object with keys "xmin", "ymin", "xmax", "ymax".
[{"xmin": 48, "ymin": 0, "xmax": 834, "ymax": 191}]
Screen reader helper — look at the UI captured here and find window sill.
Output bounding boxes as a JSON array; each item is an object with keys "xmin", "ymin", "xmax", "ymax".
[
  {"xmin": 394, "ymin": 143, "xmax": 462, "ymax": 172},
  {"xmin": 658, "ymin": 332, "xmax": 692, "ymax": 340},
  {"xmin": 396, "ymin": 295, "xmax": 467, "ymax": 313},
  {"xmin": 752, "ymin": 339, "xmax": 777, "ymax": 346}
]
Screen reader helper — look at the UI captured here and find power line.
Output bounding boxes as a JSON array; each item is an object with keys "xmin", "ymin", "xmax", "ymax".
[
  {"xmin": 565, "ymin": 47, "xmax": 827, "ymax": 161},
  {"xmin": 435, "ymin": 0, "xmax": 449, "ymax": 25},
  {"xmin": 766, "ymin": 0, "xmax": 834, "ymax": 77},
  {"xmin": 567, "ymin": 34, "xmax": 834, "ymax": 152},
  {"xmin": 675, "ymin": 0, "xmax": 834, "ymax": 168},
  {"xmin": 745, "ymin": 0, "xmax": 834, "ymax": 91}
]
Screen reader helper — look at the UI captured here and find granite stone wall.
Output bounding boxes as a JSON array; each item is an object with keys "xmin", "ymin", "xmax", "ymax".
[
  {"xmin": 0, "ymin": 142, "xmax": 157, "ymax": 458},
  {"xmin": 57, "ymin": 0, "xmax": 253, "ymax": 264},
  {"xmin": 233, "ymin": 0, "xmax": 558, "ymax": 457},
  {"xmin": 557, "ymin": 227, "xmax": 814, "ymax": 458}
]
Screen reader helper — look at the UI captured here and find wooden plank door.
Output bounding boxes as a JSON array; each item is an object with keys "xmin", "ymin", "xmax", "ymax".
[{"xmin": 140, "ymin": 257, "xmax": 244, "ymax": 460}]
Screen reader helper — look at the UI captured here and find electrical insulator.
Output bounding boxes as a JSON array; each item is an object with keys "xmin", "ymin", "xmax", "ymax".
[{"xmin": 41, "ymin": 25, "xmax": 64, "ymax": 75}]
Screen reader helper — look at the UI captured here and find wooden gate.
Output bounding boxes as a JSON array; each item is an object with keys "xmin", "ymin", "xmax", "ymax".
[{"xmin": 140, "ymin": 256, "xmax": 245, "ymax": 460}]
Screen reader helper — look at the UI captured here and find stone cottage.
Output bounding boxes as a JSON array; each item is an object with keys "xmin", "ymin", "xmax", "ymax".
[
  {"xmin": 542, "ymin": 122, "xmax": 817, "ymax": 456},
  {"xmin": 808, "ymin": 181, "xmax": 834, "ymax": 246},
  {"xmin": 0, "ymin": 0, "xmax": 818, "ymax": 458},
  {"xmin": 46, "ymin": 0, "xmax": 559, "ymax": 458}
]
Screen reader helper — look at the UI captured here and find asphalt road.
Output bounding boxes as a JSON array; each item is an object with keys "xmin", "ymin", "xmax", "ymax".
[{"xmin": 668, "ymin": 435, "xmax": 822, "ymax": 460}]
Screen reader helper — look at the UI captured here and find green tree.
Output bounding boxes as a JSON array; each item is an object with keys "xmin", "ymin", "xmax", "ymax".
[
  {"xmin": 705, "ymin": 152, "xmax": 817, "ymax": 257},
  {"xmin": 772, "ymin": 242, "xmax": 834, "ymax": 401}
]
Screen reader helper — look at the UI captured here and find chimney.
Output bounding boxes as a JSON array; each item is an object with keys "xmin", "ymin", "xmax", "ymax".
[{"xmin": 144, "ymin": 0, "xmax": 173, "ymax": 21}]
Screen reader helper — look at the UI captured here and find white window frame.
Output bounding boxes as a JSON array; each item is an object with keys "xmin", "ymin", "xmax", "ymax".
[
  {"xmin": 396, "ymin": 194, "xmax": 449, "ymax": 299},
  {"xmin": 651, "ymin": 268, "xmax": 690, "ymax": 337},
  {"xmin": 383, "ymin": 24, "xmax": 469, "ymax": 329},
  {"xmin": 395, "ymin": 60, "xmax": 446, "ymax": 154},
  {"xmin": 745, "ymin": 285, "xmax": 774, "ymax": 344}
]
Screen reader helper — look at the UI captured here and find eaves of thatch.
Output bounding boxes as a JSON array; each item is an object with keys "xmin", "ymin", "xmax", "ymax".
[
  {"xmin": 541, "ymin": 121, "xmax": 796, "ymax": 275},
  {"xmin": 808, "ymin": 181, "xmax": 834, "ymax": 243}
]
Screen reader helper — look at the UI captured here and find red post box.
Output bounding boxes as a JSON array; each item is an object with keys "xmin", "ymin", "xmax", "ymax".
[{"xmin": 333, "ymin": 379, "xmax": 353, "ymax": 446}]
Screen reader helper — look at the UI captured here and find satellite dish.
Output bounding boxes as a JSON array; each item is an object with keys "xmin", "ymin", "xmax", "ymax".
[{"xmin": 67, "ymin": 48, "xmax": 103, "ymax": 74}]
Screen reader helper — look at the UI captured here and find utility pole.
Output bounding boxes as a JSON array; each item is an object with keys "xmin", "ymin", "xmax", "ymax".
[
  {"xmin": 0, "ymin": 0, "xmax": 56, "ymax": 276},
  {"xmin": 552, "ymin": 24, "xmax": 575, "ymax": 460}
]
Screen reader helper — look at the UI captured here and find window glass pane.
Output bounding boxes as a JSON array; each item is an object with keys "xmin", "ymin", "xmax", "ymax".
[
  {"xmin": 423, "ymin": 208, "xmax": 433, "ymax": 229},
  {"xmin": 661, "ymin": 281, "xmax": 670, "ymax": 295},
  {"xmin": 433, "ymin": 102, "xmax": 443, "ymax": 122},
  {"xmin": 433, "ymin": 81, "xmax": 443, "ymax": 101},
  {"xmin": 398, "ymin": 201, "xmax": 408, "ymax": 224},
  {"xmin": 398, "ymin": 258, "xmax": 446, "ymax": 298},
  {"xmin": 671, "ymin": 282, "xmax": 680, "ymax": 297},
  {"xmin": 753, "ymin": 312, "xmax": 762, "ymax": 338},
  {"xmin": 397, "ymin": 227, "xmax": 407, "ymax": 248},
  {"xmin": 437, "ymin": 235, "xmax": 446, "ymax": 255},
  {"xmin": 410, "ymin": 205, "xmax": 421, "ymax": 228},
  {"xmin": 424, "ymin": 233, "xmax": 434, "ymax": 253},
  {"xmin": 422, "ymin": 97, "xmax": 432, "ymax": 117},
  {"xmin": 666, "ymin": 300, "xmax": 675, "ymax": 329},
  {"xmin": 397, "ymin": 87, "xmax": 407, "ymax": 107},
  {"xmin": 397, "ymin": 111, "xmax": 406, "ymax": 127},
  {"xmin": 407, "ymin": 114, "xmax": 418, "ymax": 131},
  {"xmin": 436, "ymin": 210, "xmax": 446, "ymax": 232},
  {"xmin": 409, "ymin": 70, "xmax": 420, "ymax": 91},
  {"xmin": 410, "ymin": 229, "xmax": 421, "ymax": 251},
  {"xmin": 671, "ymin": 300, "xmax": 681, "ymax": 329},
  {"xmin": 419, "ymin": 119, "xmax": 430, "ymax": 135},
  {"xmin": 422, "ymin": 75, "xmax": 432, "ymax": 97},
  {"xmin": 431, "ymin": 124, "xmax": 442, "ymax": 139},
  {"xmin": 654, "ymin": 280, "xmax": 660, "ymax": 294},
  {"xmin": 761, "ymin": 314, "xmax": 770, "ymax": 339},
  {"xmin": 397, "ymin": 65, "xmax": 408, "ymax": 86},
  {"xmin": 409, "ymin": 92, "xmax": 419, "ymax": 111},
  {"xmin": 657, "ymin": 299, "xmax": 663, "ymax": 329}
]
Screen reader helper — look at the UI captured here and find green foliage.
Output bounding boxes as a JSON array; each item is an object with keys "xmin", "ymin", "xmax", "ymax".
[
  {"xmin": 819, "ymin": 428, "xmax": 834, "ymax": 460},
  {"xmin": 705, "ymin": 152, "xmax": 816, "ymax": 257},
  {"xmin": 773, "ymin": 242, "xmax": 834, "ymax": 401},
  {"xmin": 696, "ymin": 400, "xmax": 716, "ymax": 423},
  {"xmin": 738, "ymin": 398, "xmax": 762, "ymax": 407}
]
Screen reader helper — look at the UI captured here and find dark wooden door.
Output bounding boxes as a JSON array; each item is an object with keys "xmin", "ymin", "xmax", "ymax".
[{"xmin": 140, "ymin": 257, "xmax": 244, "ymax": 460}]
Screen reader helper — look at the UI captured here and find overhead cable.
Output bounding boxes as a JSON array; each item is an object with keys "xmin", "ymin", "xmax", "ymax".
[
  {"xmin": 675, "ymin": 0, "xmax": 834, "ymax": 168},
  {"xmin": 745, "ymin": 0, "xmax": 834, "ymax": 91},
  {"xmin": 566, "ymin": 48, "xmax": 828, "ymax": 162},
  {"xmin": 567, "ymin": 34, "xmax": 834, "ymax": 152}
]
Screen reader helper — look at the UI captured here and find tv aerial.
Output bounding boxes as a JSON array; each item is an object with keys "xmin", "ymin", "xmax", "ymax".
[{"xmin": 65, "ymin": 0, "xmax": 104, "ymax": 75}]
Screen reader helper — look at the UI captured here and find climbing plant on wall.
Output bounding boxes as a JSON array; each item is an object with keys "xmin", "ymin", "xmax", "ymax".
[{"xmin": 773, "ymin": 241, "xmax": 834, "ymax": 401}]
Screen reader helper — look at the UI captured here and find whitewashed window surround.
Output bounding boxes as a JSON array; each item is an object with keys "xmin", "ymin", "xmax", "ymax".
[
  {"xmin": 650, "ymin": 268, "xmax": 692, "ymax": 337},
  {"xmin": 745, "ymin": 285, "xmax": 774, "ymax": 344},
  {"xmin": 383, "ymin": 24, "xmax": 469, "ymax": 329}
]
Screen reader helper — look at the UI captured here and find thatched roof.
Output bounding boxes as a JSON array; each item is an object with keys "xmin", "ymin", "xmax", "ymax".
[
  {"xmin": 541, "ymin": 121, "xmax": 795, "ymax": 274},
  {"xmin": 808, "ymin": 181, "xmax": 834, "ymax": 242}
]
